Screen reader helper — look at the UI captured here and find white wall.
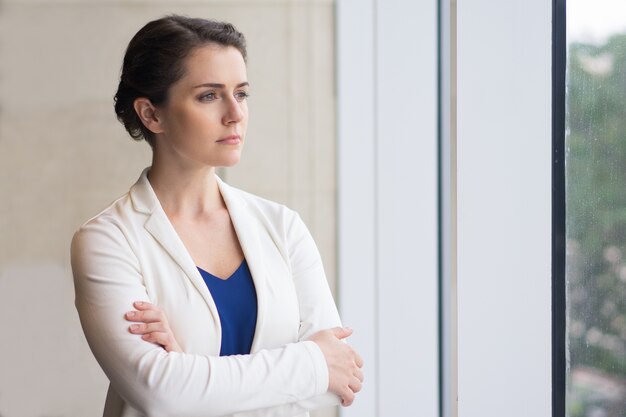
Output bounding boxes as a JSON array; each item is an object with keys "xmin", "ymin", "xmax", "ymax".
[
  {"xmin": 456, "ymin": 0, "xmax": 552, "ymax": 416},
  {"xmin": 337, "ymin": 1, "xmax": 439, "ymax": 416}
]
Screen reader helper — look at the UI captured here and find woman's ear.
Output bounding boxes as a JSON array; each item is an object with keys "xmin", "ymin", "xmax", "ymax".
[{"xmin": 133, "ymin": 98, "xmax": 165, "ymax": 134}]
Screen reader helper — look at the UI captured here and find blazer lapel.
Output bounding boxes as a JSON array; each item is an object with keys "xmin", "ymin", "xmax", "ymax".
[
  {"xmin": 216, "ymin": 177, "xmax": 270, "ymax": 353},
  {"xmin": 130, "ymin": 169, "xmax": 222, "ymax": 341}
]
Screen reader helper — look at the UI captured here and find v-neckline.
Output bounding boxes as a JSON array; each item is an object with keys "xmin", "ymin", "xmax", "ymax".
[{"xmin": 198, "ymin": 259, "xmax": 246, "ymax": 281}]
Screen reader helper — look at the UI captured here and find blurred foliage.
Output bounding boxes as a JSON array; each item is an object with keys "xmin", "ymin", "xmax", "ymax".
[{"xmin": 567, "ymin": 32, "xmax": 626, "ymax": 417}]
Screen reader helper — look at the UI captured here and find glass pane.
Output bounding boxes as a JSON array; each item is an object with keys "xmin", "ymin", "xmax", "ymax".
[{"xmin": 566, "ymin": 1, "xmax": 626, "ymax": 416}]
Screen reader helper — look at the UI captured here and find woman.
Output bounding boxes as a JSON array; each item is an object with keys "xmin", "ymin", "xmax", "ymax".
[{"xmin": 71, "ymin": 15, "xmax": 363, "ymax": 417}]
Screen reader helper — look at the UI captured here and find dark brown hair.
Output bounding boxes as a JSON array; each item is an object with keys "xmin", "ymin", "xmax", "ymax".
[{"xmin": 114, "ymin": 15, "xmax": 247, "ymax": 147}]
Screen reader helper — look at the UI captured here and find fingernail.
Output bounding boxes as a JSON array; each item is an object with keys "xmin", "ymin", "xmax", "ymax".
[
  {"xmin": 135, "ymin": 301, "xmax": 144, "ymax": 306},
  {"xmin": 126, "ymin": 311, "xmax": 135, "ymax": 318},
  {"xmin": 345, "ymin": 326, "xmax": 353, "ymax": 332},
  {"xmin": 130, "ymin": 324, "xmax": 139, "ymax": 331}
]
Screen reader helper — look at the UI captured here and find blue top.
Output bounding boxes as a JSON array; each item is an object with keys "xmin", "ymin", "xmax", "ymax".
[{"xmin": 198, "ymin": 260, "xmax": 258, "ymax": 356}]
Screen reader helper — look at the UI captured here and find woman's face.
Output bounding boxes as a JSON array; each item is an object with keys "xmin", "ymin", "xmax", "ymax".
[{"xmin": 154, "ymin": 44, "xmax": 249, "ymax": 168}]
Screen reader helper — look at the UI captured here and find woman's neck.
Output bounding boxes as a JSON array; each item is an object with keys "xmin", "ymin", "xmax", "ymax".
[{"xmin": 147, "ymin": 155, "xmax": 225, "ymax": 219}]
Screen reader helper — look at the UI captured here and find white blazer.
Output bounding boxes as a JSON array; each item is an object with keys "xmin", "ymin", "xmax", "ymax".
[{"xmin": 71, "ymin": 168, "xmax": 342, "ymax": 417}]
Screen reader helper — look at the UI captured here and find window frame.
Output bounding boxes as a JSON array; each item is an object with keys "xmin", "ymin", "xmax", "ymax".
[{"xmin": 552, "ymin": 0, "xmax": 567, "ymax": 416}]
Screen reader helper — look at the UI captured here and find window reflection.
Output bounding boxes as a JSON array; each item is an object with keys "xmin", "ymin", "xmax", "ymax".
[{"xmin": 566, "ymin": 7, "xmax": 626, "ymax": 415}]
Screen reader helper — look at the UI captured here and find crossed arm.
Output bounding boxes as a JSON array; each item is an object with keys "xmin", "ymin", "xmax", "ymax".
[{"xmin": 125, "ymin": 301, "xmax": 364, "ymax": 406}]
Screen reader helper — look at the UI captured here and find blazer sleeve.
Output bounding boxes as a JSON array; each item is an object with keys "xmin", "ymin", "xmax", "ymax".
[
  {"xmin": 287, "ymin": 212, "xmax": 343, "ymax": 340},
  {"xmin": 235, "ymin": 212, "xmax": 344, "ymax": 417},
  {"xmin": 71, "ymin": 217, "xmax": 330, "ymax": 417}
]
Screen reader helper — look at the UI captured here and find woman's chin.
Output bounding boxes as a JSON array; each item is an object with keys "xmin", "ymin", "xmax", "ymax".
[{"xmin": 215, "ymin": 155, "xmax": 242, "ymax": 168}]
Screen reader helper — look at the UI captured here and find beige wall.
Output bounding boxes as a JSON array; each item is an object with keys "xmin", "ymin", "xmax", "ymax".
[{"xmin": 0, "ymin": 2, "xmax": 336, "ymax": 416}]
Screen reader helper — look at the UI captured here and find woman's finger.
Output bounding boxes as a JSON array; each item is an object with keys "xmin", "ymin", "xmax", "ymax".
[
  {"xmin": 141, "ymin": 331, "xmax": 169, "ymax": 346},
  {"xmin": 133, "ymin": 301, "xmax": 157, "ymax": 311},
  {"xmin": 354, "ymin": 352, "xmax": 364, "ymax": 368},
  {"xmin": 340, "ymin": 389, "xmax": 355, "ymax": 407},
  {"xmin": 125, "ymin": 309, "xmax": 166, "ymax": 323},
  {"xmin": 354, "ymin": 368, "xmax": 364, "ymax": 383},
  {"xmin": 128, "ymin": 322, "xmax": 167, "ymax": 335},
  {"xmin": 348, "ymin": 377, "xmax": 362, "ymax": 394},
  {"xmin": 141, "ymin": 332, "xmax": 181, "ymax": 353}
]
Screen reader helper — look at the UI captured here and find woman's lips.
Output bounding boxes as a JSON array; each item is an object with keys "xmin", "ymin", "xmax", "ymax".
[{"xmin": 217, "ymin": 134, "xmax": 241, "ymax": 145}]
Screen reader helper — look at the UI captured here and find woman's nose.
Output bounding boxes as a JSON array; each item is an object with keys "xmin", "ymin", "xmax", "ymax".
[{"xmin": 223, "ymin": 97, "xmax": 245, "ymax": 124}]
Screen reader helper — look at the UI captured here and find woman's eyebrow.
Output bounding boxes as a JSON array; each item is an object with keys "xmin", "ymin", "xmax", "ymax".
[{"xmin": 193, "ymin": 82, "xmax": 249, "ymax": 88}]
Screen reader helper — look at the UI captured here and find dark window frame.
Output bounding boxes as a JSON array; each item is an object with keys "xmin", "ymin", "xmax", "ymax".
[{"xmin": 552, "ymin": 0, "xmax": 566, "ymax": 416}]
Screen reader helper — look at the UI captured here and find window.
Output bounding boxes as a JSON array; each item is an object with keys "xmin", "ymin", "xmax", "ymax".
[{"xmin": 565, "ymin": 0, "xmax": 626, "ymax": 415}]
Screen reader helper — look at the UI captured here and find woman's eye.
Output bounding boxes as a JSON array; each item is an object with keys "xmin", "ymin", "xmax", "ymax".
[
  {"xmin": 199, "ymin": 92, "xmax": 217, "ymax": 102},
  {"xmin": 235, "ymin": 91, "xmax": 250, "ymax": 102}
]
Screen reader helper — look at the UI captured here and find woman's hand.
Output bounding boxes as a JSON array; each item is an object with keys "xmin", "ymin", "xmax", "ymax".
[
  {"xmin": 125, "ymin": 301, "xmax": 182, "ymax": 353},
  {"xmin": 308, "ymin": 327, "xmax": 364, "ymax": 407}
]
